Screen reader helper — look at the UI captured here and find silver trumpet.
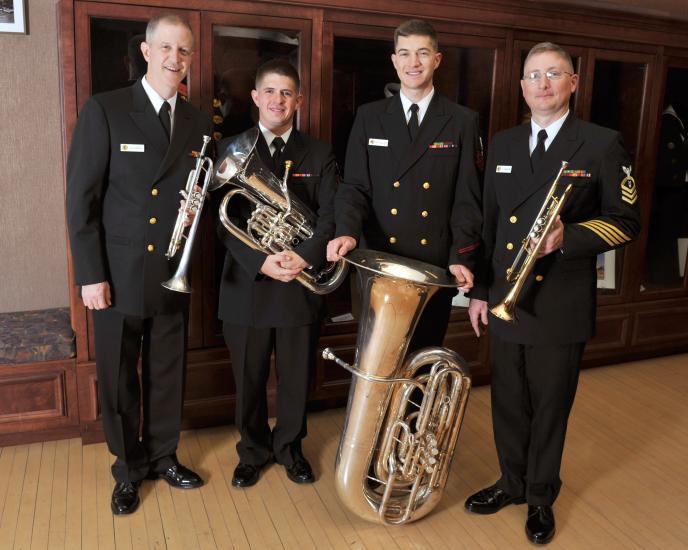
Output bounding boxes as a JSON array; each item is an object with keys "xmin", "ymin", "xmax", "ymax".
[
  {"xmin": 162, "ymin": 135, "xmax": 214, "ymax": 293},
  {"xmin": 213, "ymin": 127, "xmax": 347, "ymax": 295},
  {"xmin": 322, "ymin": 249, "xmax": 472, "ymax": 524}
]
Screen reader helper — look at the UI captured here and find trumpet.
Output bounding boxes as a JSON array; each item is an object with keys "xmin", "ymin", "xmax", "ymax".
[
  {"xmin": 490, "ymin": 160, "xmax": 572, "ymax": 322},
  {"xmin": 161, "ymin": 135, "xmax": 214, "ymax": 293}
]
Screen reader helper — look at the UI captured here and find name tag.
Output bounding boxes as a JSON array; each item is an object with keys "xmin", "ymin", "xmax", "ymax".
[
  {"xmin": 368, "ymin": 138, "xmax": 388, "ymax": 147},
  {"xmin": 120, "ymin": 144, "xmax": 145, "ymax": 152},
  {"xmin": 496, "ymin": 165, "xmax": 512, "ymax": 173}
]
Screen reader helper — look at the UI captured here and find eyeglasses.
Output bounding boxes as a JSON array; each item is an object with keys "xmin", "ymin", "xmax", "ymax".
[{"xmin": 522, "ymin": 70, "xmax": 574, "ymax": 84}]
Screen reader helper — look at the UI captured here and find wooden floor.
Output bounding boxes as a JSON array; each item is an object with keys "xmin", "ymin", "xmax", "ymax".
[{"xmin": 1, "ymin": 354, "xmax": 687, "ymax": 549}]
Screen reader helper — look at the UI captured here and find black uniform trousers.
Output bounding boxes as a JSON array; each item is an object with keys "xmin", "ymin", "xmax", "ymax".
[
  {"xmin": 223, "ymin": 322, "xmax": 318, "ymax": 467},
  {"xmin": 93, "ymin": 308, "xmax": 187, "ymax": 483},
  {"xmin": 490, "ymin": 333, "xmax": 585, "ymax": 505}
]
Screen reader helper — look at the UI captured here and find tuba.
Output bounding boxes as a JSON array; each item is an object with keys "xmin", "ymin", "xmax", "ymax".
[
  {"xmin": 212, "ymin": 128, "xmax": 347, "ymax": 295},
  {"xmin": 490, "ymin": 161, "xmax": 572, "ymax": 322},
  {"xmin": 162, "ymin": 135, "xmax": 214, "ymax": 293},
  {"xmin": 322, "ymin": 249, "xmax": 471, "ymax": 524}
]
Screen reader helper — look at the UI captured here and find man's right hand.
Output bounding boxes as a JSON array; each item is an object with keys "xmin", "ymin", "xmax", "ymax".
[
  {"xmin": 81, "ymin": 281, "xmax": 112, "ymax": 310},
  {"xmin": 468, "ymin": 298, "xmax": 488, "ymax": 338},
  {"xmin": 260, "ymin": 253, "xmax": 303, "ymax": 282},
  {"xmin": 326, "ymin": 236, "xmax": 357, "ymax": 262}
]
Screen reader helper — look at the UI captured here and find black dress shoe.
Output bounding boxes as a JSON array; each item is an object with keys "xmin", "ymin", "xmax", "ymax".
[
  {"xmin": 526, "ymin": 505, "xmax": 556, "ymax": 545},
  {"xmin": 152, "ymin": 462, "xmax": 204, "ymax": 489},
  {"xmin": 232, "ymin": 462, "xmax": 264, "ymax": 488},
  {"xmin": 111, "ymin": 481, "xmax": 140, "ymax": 515},
  {"xmin": 464, "ymin": 484, "xmax": 526, "ymax": 514},
  {"xmin": 285, "ymin": 458, "xmax": 314, "ymax": 484}
]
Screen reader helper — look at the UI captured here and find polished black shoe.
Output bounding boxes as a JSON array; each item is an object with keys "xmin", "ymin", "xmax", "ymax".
[
  {"xmin": 526, "ymin": 505, "xmax": 556, "ymax": 545},
  {"xmin": 232, "ymin": 462, "xmax": 265, "ymax": 488},
  {"xmin": 111, "ymin": 481, "xmax": 140, "ymax": 515},
  {"xmin": 152, "ymin": 462, "xmax": 204, "ymax": 489},
  {"xmin": 464, "ymin": 485, "xmax": 526, "ymax": 514},
  {"xmin": 285, "ymin": 458, "xmax": 314, "ymax": 484}
]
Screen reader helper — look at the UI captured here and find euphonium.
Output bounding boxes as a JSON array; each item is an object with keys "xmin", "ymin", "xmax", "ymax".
[
  {"xmin": 162, "ymin": 135, "xmax": 214, "ymax": 293},
  {"xmin": 212, "ymin": 127, "xmax": 347, "ymax": 295},
  {"xmin": 322, "ymin": 249, "xmax": 472, "ymax": 524},
  {"xmin": 490, "ymin": 160, "xmax": 572, "ymax": 322}
]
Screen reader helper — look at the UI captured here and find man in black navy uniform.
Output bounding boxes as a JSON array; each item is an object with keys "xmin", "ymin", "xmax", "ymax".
[
  {"xmin": 465, "ymin": 42, "xmax": 640, "ymax": 544},
  {"xmin": 326, "ymin": 19, "xmax": 482, "ymax": 350},
  {"xmin": 66, "ymin": 14, "xmax": 212, "ymax": 515},
  {"xmin": 216, "ymin": 59, "xmax": 337, "ymax": 488}
]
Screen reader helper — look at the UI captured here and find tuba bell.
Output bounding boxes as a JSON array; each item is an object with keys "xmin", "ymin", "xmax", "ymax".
[
  {"xmin": 490, "ymin": 160, "xmax": 572, "ymax": 322},
  {"xmin": 213, "ymin": 128, "xmax": 347, "ymax": 295},
  {"xmin": 322, "ymin": 249, "xmax": 472, "ymax": 524}
]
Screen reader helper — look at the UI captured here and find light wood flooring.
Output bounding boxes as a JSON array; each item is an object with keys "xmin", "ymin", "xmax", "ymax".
[{"xmin": 0, "ymin": 353, "xmax": 687, "ymax": 549}]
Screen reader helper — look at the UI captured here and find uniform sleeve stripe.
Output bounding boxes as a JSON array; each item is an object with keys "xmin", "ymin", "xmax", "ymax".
[
  {"xmin": 458, "ymin": 242, "xmax": 480, "ymax": 254},
  {"xmin": 586, "ymin": 220, "xmax": 631, "ymax": 242},
  {"xmin": 578, "ymin": 221, "xmax": 626, "ymax": 246},
  {"xmin": 579, "ymin": 220, "xmax": 631, "ymax": 246},
  {"xmin": 582, "ymin": 221, "xmax": 625, "ymax": 246}
]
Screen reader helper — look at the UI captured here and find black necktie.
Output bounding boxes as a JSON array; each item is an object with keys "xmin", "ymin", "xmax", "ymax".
[
  {"xmin": 159, "ymin": 100, "xmax": 171, "ymax": 141},
  {"xmin": 531, "ymin": 129, "xmax": 548, "ymax": 173},
  {"xmin": 272, "ymin": 136, "xmax": 285, "ymax": 172},
  {"xmin": 408, "ymin": 103, "xmax": 420, "ymax": 141}
]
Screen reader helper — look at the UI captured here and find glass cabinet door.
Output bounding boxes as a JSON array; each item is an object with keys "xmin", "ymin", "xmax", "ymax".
[
  {"xmin": 642, "ymin": 64, "xmax": 688, "ymax": 293},
  {"xmin": 586, "ymin": 52, "xmax": 650, "ymax": 298}
]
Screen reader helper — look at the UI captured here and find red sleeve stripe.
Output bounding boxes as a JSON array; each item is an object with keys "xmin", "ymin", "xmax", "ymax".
[{"xmin": 458, "ymin": 243, "xmax": 480, "ymax": 254}]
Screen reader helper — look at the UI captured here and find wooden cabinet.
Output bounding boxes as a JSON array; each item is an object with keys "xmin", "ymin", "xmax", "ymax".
[{"xmin": 58, "ymin": 0, "xmax": 688, "ymax": 441}]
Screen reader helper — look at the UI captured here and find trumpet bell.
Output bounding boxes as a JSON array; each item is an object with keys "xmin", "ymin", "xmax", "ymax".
[
  {"xmin": 489, "ymin": 301, "xmax": 515, "ymax": 322},
  {"xmin": 161, "ymin": 273, "xmax": 192, "ymax": 293}
]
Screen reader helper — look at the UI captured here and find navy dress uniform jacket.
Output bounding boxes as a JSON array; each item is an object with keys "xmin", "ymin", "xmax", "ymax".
[
  {"xmin": 217, "ymin": 130, "xmax": 338, "ymax": 328},
  {"xmin": 67, "ymin": 80, "xmax": 213, "ymax": 317},
  {"xmin": 472, "ymin": 114, "xmax": 641, "ymax": 344},
  {"xmin": 335, "ymin": 93, "xmax": 482, "ymax": 270}
]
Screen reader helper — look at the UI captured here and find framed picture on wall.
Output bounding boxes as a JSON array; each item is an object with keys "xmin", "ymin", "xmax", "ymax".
[
  {"xmin": 596, "ymin": 250, "xmax": 616, "ymax": 289},
  {"xmin": 0, "ymin": 0, "xmax": 27, "ymax": 34}
]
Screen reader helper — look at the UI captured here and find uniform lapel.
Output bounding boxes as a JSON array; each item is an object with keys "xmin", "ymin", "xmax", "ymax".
[
  {"xmin": 380, "ymin": 95, "xmax": 410, "ymax": 166},
  {"xmin": 129, "ymin": 80, "xmax": 169, "ymax": 158},
  {"xmin": 395, "ymin": 93, "xmax": 451, "ymax": 180},
  {"xmin": 282, "ymin": 129, "xmax": 308, "ymax": 176},
  {"xmin": 510, "ymin": 113, "xmax": 584, "ymax": 211},
  {"xmin": 153, "ymin": 97, "xmax": 194, "ymax": 183}
]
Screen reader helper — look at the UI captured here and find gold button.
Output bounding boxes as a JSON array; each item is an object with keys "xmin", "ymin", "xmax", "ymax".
[
  {"xmin": 506, "ymin": 242, "xmax": 514, "ymax": 250},
  {"xmin": 393, "ymin": 181, "xmax": 400, "ymax": 188},
  {"xmin": 420, "ymin": 238, "xmax": 428, "ymax": 245},
  {"xmin": 509, "ymin": 215, "xmax": 517, "ymax": 223},
  {"xmin": 389, "ymin": 236, "xmax": 397, "ymax": 244},
  {"xmin": 421, "ymin": 210, "xmax": 428, "ymax": 217},
  {"xmin": 423, "ymin": 182, "xmax": 430, "ymax": 190},
  {"xmin": 151, "ymin": 188, "xmax": 159, "ymax": 196},
  {"xmin": 147, "ymin": 244, "xmax": 155, "ymax": 252},
  {"xmin": 149, "ymin": 217, "xmax": 157, "ymax": 225},
  {"xmin": 390, "ymin": 208, "xmax": 398, "ymax": 215},
  {"xmin": 535, "ymin": 275, "xmax": 544, "ymax": 282}
]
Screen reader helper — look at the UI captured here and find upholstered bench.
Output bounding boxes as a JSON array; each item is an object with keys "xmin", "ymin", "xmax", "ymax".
[{"xmin": 0, "ymin": 308, "xmax": 79, "ymax": 445}]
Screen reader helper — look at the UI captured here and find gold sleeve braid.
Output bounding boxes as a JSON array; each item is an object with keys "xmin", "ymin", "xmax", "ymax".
[{"xmin": 577, "ymin": 219, "xmax": 632, "ymax": 247}]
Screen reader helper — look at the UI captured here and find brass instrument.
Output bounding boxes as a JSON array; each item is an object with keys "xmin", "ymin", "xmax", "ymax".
[
  {"xmin": 490, "ymin": 160, "xmax": 572, "ymax": 322},
  {"xmin": 213, "ymin": 127, "xmax": 347, "ymax": 295},
  {"xmin": 322, "ymin": 249, "xmax": 471, "ymax": 524},
  {"xmin": 161, "ymin": 135, "xmax": 214, "ymax": 293}
]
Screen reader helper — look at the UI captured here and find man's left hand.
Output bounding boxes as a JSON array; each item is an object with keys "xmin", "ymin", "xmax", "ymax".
[
  {"xmin": 530, "ymin": 215, "xmax": 564, "ymax": 258},
  {"xmin": 449, "ymin": 264, "xmax": 474, "ymax": 292},
  {"xmin": 179, "ymin": 185, "xmax": 204, "ymax": 228}
]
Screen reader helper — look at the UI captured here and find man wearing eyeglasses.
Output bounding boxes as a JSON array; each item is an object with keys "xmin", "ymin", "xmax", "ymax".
[{"xmin": 464, "ymin": 42, "xmax": 640, "ymax": 544}]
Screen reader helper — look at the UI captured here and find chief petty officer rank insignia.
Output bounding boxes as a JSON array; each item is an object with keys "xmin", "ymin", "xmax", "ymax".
[{"xmin": 620, "ymin": 166, "xmax": 638, "ymax": 205}]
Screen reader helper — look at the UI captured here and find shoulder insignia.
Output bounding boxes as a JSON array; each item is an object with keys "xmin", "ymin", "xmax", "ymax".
[
  {"xmin": 578, "ymin": 219, "xmax": 631, "ymax": 247},
  {"xmin": 620, "ymin": 166, "xmax": 637, "ymax": 205}
]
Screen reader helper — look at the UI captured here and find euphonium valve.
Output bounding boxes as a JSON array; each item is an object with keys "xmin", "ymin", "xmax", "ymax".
[{"xmin": 322, "ymin": 249, "xmax": 472, "ymax": 524}]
